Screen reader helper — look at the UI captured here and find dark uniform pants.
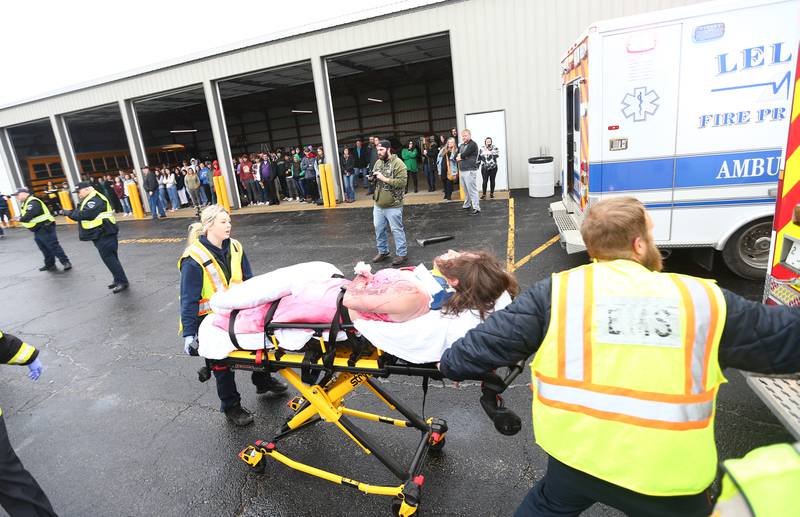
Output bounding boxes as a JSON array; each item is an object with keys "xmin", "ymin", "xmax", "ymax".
[
  {"xmin": 513, "ymin": 455, "xmax": 713, "ymax": 517},
  {"xmin": 33, "ymin": 225, "xmax": 69, "ymax": 267},
  {"xmin": 213, "ymin": 368, "xmax": 272, "ymax": 412},
  {"xmin": 0, "ymin": 415, "xmax": 57, "ymax": 517},
  {"xmin": 92, "ymin": 234, "xmax": 128, "ymax": 285}
]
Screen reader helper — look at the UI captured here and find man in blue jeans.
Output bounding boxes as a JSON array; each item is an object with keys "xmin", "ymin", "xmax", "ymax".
[
  {"xmin": 370, "ymin": 139, "xmax": 408, "ymax": 266},
  {"xmin": 142, "ymin": 166, "xmax": 166, "ymax": 219}
]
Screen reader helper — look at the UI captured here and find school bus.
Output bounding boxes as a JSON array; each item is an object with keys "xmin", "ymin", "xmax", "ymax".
[{"xmin": 24, "ymin": 144, "xmax": 186, "ymax": 197}]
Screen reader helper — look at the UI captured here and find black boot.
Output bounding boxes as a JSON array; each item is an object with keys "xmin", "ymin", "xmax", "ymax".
[
  {"xmin": 224, "ymin": 404, "xmax": 254, "ymax": 426},
  {"xmin": 39, "ymin": 264, "xmax": 56, "ymax": 272},
  {"xmin": 256, "ymin": 376, "xmax": 288, "ymax": 394}
]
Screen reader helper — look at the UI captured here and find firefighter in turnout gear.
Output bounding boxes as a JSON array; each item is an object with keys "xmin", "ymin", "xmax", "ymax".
[
  {"xmin": 179, "ymin": 205, "xmax": 286, "ymax": 427},
  {"xmin": 63, "ymin": 181, "xmax": 129, "ymax": 293},
  {"xmin": 14, "ymin": 187, "xmax": 72, "ymax": 272},
  {"xmin": 0, "ymin": 330, "xmax": 57, "ymax": 517},
  {"xmin": 438, "ymin": 197, "xmax": 800, "ymax": 516}
]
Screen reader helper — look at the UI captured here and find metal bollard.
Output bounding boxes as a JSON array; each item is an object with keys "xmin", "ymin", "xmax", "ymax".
[
  {"xmin": 213, "ymin": 176, "xmax": 231, "ymax": 212},
  {"xmin": 324, "ymin": 164, "xmax": 337, "ymax": 208},
  {"xmin": 126, "ymin": 183, "xmax": 145, "ymax": 219},
  {"xmin": 58, "ymin": 190, "xmax": 76, "ymax": 224}
]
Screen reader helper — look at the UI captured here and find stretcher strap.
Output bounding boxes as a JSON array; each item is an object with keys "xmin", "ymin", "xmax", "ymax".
[
  {"xmin": 228, "ymin": 309, "xmax": 243, "ymax": 350},
  {"xmin": 262, "ymin": 298, "xmax": 281, "ymax": 332},
  {"xmin": 324, "ymin": 289, "xmax": 348, "ymax": 370}
]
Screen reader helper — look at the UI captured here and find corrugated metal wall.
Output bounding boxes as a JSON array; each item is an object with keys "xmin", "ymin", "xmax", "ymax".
[{"xmin": 0, "ymin": 0, "xmax": 703, "ymax": 188}]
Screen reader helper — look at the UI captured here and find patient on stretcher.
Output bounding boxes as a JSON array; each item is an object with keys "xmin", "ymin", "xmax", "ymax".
[{"xmin": 197, "ymin": 250, "xmax": 518, "ymax": 363}]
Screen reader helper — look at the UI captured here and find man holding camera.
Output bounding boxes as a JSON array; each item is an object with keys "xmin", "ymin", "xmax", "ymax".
[{"xmin": 370, "ymin": 139, "xmax": 408, "ymax": 266}]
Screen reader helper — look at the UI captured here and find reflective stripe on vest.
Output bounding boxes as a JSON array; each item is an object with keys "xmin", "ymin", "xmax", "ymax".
[
  {"xmin": 540, "ymin": 267, "xmax": 719, "ymax": 429},
  {"xmin": 79, "ymin": 191, "xmax": 116, "ymax": 229},
  {"xmin": 20, "ymin": 197, "xmax": 55, "ymax": 228},
  {"xmin": 179, "ymin": 239, "xmax": 243, "ymax": 318},
  {"xmin": 188, "ymin": 246, "xmax": 227, "ymax": 297}
]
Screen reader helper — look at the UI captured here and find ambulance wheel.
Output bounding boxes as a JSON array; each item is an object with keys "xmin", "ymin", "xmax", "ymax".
[{"xmin": 722, "ymin": 218, "xmax": 772, "ymax": 280}]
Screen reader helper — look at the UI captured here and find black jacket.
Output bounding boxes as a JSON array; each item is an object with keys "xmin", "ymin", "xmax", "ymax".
[
  {"xmin": 64, "ymin": 191, "xmax": 118, "ymax": 241},
  {"xmin": 0, "ymin": 330, "xmax": 38, "ymax": 366},
  {"xmin": 143, "ymin": 172, "xmax": 159, "ymax": 194},
  {"xmin": 341, "ymin": 154, "xmax": 355, "ymax": 173},
  {"xmin": 457, "ymin": 140, "xmax": 479, "ymax": 171},
  {"xmin": 18, "ymin": 196, "xmax": 53, "ymax": 232},
  {"xmin": 439, "ymin": 275, "xmax": 800, "ymax": 381},
  {"xmin": 353, "ymin": 146, "xmax": 369, "ymax": 168}
]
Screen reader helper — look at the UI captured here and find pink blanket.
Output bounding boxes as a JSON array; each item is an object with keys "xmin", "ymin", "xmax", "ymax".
[{"xmin": 213, "ymin": 278, "xmax": 350, "ymax": 334}]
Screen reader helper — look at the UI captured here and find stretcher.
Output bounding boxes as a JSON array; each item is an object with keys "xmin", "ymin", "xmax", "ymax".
[{"xmin": 198, "ymin": 290, "xmax": 523, "ymax": 516}]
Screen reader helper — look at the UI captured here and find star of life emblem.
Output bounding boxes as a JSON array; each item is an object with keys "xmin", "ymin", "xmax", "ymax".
[{"xmin": 621, "ymin": 87, "xmax": 659, "ymax": 122}]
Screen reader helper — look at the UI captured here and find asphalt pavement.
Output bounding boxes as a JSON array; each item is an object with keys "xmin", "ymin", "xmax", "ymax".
[{"xmin": 0, "ymin": 190, "xmax": 792, "ymax": 517}]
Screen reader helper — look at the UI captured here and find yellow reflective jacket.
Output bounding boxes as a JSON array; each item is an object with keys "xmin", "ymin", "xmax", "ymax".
[{"xmin": 531, "ymin": 260, "xmax": 726, "ymax": 496}]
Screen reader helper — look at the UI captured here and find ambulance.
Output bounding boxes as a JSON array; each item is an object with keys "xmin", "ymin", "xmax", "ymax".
[
  {"xmin": 750, "ymin": 42, "xmax": 800, "ymax": 438},
  {"xmin": 550, "ymin": 0, "xmax": 800, "ymax": 279}
]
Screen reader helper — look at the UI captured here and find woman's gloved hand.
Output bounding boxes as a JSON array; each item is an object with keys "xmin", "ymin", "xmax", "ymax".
[
  {"xmin": 28, "ymin": 358, "xmax": 43, "ymax": 381},
  {"xmin": 184, "ymin": 336, "xmax": 199, "ymax": 356}
]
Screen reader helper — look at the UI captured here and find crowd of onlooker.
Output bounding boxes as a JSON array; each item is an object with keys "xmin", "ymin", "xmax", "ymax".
[{"xmin": 21, "ymin": 127, "xmax": 501, "ymax": 219}]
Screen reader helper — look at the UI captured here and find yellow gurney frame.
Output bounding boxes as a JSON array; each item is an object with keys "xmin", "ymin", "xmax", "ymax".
[{"xmin": 217, "ymin": 324, "xmax": 448, "ymax": 517}]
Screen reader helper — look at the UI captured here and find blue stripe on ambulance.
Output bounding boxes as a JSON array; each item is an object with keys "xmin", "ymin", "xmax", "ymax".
[
  {"xmin": 590, "ymin": 149, "xmax": 783, "ymax": 193},
  {"xmin": 644, "ymin": 197, "xmax": 776, "ymax": 210}
]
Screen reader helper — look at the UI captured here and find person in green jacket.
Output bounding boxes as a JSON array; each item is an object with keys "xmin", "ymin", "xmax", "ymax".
[
  {"xmin": 370, "ymin": 140, "xmax": 408, "ymax": 266},
  {"xmin": 400, "ymin": 140, "xmax": 419, "ymax": 193}
]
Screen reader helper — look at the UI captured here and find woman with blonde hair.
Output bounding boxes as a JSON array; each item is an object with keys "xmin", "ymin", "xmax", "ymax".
[
  {"xmin": 438, "ymin": 137, "xmax": 459, "ymax": 201},
  {"xmin": 178, "ymin": 205, "xmax": 286, "ymax": 426}
]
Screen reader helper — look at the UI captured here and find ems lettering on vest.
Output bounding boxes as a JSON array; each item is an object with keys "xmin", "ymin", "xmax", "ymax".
[{"xmin": 595, "ymin": 296, "xmax": 682, "ymax": 347}]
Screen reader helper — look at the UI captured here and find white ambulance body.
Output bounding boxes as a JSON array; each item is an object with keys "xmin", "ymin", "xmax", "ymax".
[{"xmin": 550, "ymin": 0, "xmax": 800, "ymax": 278}]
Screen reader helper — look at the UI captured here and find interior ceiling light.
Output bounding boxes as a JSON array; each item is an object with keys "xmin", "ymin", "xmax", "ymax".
[
  {"xmin": 169, "ymin": 129, "xmax": 198, "ymax": 133},
  {"xmin": 367, "ymin": 98, "xmax": 383, "ymax": 103},
  {"xmin": 291, "ymin": 109, "xmax": 313, "ymax": 114}
]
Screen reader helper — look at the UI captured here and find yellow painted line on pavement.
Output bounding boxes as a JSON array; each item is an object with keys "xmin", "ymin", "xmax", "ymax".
[
  {"xmin": 507, "ymin": 195, "xmax": 560, "ymax": 272},
  {"xmin": 119, "ymin": 237, "xmax": 184, "ymax": 244},
  {"xmin": 513, "ymin": 235, "xmax": 560, "ymax": 271},
  {"xmin": 506, "ymin": 198, "xmax": 516, "ymax": 270}
]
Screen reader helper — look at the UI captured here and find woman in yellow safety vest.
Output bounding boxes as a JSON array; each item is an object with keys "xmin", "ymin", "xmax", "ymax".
[{"xmin": 178, "ymin": 205, "xmax": 286, "ymax": 427}]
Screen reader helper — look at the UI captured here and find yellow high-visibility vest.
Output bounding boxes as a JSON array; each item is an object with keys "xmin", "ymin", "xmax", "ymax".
[
  {"xmin": 20, "ymin": 196, "xmax": 55, "ymax": 229},
  {"xmin": 79, "ymin": 190, "xmax": 116, "ymax": 230},
  {"xmin": 178, "ymin": 238, "xmax": 244, "ymax": 317},
  {"xmin": 531, "ymin": 259, "xmax": 727, "ymax": 496},
  {"xmin": 713, "ymin": 442, "xmax": 800, "ymax": 516}
]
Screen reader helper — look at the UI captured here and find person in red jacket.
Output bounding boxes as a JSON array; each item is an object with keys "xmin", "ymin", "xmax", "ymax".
[
  {"xmin": 237, "ymin": 155, "xmax": 257, "ymax": 206},
  {"xmin": 0, "ymin": 330, "xmax": 57, "ymax": 516}
]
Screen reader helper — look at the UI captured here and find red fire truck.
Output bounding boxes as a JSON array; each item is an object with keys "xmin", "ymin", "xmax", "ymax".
[{"xmin": 750, "ymin": 44, "xmax": 800, "ymax": 438}]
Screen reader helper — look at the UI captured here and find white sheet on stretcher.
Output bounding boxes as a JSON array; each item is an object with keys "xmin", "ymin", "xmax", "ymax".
[{"xmin": 353, "ymin": 292, "xmax": 512, "ymax": 363}]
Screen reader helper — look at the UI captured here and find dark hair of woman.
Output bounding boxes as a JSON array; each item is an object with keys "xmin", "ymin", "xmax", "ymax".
[{"xmin": 434, "ymin": 250, "xmax": 519, "ymax": 320}]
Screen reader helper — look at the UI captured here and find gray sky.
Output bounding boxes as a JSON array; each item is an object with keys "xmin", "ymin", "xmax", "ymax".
[{"xmin": 0, "ymin": 0, "xmax": 422, "ymax": 107}]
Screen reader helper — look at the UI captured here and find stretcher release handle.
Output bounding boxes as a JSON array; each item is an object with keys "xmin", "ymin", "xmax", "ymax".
[{"xmin": 479, "ymin": 361, "xmax": 525, "ymax": 436}]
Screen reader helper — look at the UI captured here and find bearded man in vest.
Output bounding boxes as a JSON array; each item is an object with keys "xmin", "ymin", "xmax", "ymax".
[
  {"xmin": 64, "ymin": 181, "xmax": 129, "ymax": 293},
  {"xmin": 14, "ymin": 187, "xmax": 72, "ymax": 272},
  {"xmin": 439, "ymin": 197, "xmax": 800, "ymax": 516}
]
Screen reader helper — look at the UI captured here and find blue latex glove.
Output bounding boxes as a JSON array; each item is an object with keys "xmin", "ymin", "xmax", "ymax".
[
  {"xmin": 28, "ymin": 358, "xmax": 43, "ymax": 381},
  {"xmin": 184, "ymin": 336, "xmax": 199, "ymax": 356}
]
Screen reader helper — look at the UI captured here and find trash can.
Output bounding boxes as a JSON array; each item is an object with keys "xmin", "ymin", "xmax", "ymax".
[{"xmin": 528, "ymin": 156, "xmax": 555, "ymax": 197}]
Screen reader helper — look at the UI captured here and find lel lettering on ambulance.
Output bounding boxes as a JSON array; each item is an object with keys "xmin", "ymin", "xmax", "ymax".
[{"xmin": 699, "ymin": 42, "xmax": 793, "ymax": 129}]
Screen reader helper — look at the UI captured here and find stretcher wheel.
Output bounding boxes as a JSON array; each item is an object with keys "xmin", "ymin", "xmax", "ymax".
[
  {"xmin": 391, "ymin": 498, "xmax": 418, "ymax": 516},
  {"xmin": 428, "ymin": 435, "xmax": 446, "ymax": 456}
]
